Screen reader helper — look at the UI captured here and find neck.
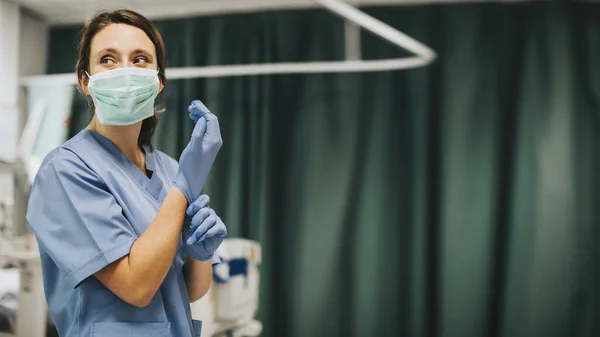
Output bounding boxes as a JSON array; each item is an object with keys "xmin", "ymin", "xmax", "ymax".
[{"xmin": 87, "ymin": 116, "xmax": 145, "ymax": 169}]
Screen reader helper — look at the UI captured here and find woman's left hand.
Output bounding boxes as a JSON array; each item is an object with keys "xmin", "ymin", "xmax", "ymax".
[
  {"xmin": 174, "ymin": 101, "xmax": 223, "ymax": 204},
  {"xmin": 182, "ymin": 195, "xmax": 227, "ymax": 261}
]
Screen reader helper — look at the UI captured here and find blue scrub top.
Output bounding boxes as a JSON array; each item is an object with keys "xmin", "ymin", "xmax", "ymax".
[{"xmin": 26, "ymin": 129, "xmax": 217, "ymax": 337}]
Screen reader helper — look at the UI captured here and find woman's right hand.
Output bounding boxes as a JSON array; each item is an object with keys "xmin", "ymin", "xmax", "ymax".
[
  {"xmin": 182, "ymin": 194, "xmax": 227, "ymax": 261},
  {"xmin": 174, "ymin": 100, "xmax": 223, "ymax": 203}
]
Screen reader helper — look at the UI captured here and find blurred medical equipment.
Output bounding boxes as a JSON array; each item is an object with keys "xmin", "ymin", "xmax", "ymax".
[
  {"xmin": 191, "ymin": 239, "xmax": 262, "ymax": 337},
  {"xmin": 0, "ymin": 86, "xmax": 52, "ymax": 337},
  {"xmin": 0, "ymin": 234, "xmax": 47, "ymax": 337},
  {"xmin": 0, "ymin": 268, "xmax": 18, "ymax": 333},
  {"xmin": 21, "ymin": 0, "xmax": 436, "ymax": 86}
]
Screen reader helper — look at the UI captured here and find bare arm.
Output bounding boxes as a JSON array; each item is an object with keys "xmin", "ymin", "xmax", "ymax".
[
  {"xmin": 184, "ymin": 257, "xmax": 213, "ymax": 302},
  {"xmin": 94, "ymin": 187, "xmax": 188, "ymax": 307}
]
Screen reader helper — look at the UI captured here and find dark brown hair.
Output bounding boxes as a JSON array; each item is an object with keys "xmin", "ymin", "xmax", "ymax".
[{"xmin": 75, "ymin": 9, "xmax": 167, "ymax": 150}]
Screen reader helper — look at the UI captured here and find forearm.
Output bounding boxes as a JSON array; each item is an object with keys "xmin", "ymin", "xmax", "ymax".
[
  {"xmin": 129, "ymin": 187, "xmax": 188, "ymax": 296},
  {"xmin": 95, "ymin": 187, "xmax": 188, "ymax": 306},
  {"xmin": 185, "ymin": 257, "xmax": 213, "ymax": 302}
]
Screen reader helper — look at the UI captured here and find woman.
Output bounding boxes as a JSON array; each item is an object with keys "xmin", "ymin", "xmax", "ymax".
[{"xmin": 25, "ymin": 9, "xmax": 226, "ymax": 337}]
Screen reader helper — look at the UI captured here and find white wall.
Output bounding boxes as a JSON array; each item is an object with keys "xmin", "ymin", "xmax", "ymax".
[
  {"xmin": 0, "ymin": 0, "xmax": 20, "ymax": 165},
  {"xmin": 0, "ymin": 0, "xmax": 21, "ymax": 208},
  {"xmin": 19, "ymin": 9, "xmax": 48, "ymax": 77}
]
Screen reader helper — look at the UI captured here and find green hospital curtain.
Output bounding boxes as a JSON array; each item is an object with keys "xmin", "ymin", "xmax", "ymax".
[{"xmin": 46, "ymin": 2, "xmax": 600, "ymax": 337}]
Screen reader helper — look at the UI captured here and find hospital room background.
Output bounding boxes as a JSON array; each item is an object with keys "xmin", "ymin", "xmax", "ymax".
[{"xmin": 0, "ymin": 0, "xmax": 599, "ymax": 337}]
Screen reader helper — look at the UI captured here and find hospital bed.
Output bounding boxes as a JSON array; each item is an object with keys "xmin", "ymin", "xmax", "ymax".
[{"xmin": 192, "ymin": 239, "xmax": 263, "ymax": 337}]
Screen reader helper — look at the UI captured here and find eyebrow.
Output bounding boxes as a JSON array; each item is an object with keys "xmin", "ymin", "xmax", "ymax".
[
  {"xmin": 96, "ymin": 48, "xmax": 119, "ymax": 56},
  {"xmin": 132, "ymin": 49, "xmax": 154, "ymax": 60}
]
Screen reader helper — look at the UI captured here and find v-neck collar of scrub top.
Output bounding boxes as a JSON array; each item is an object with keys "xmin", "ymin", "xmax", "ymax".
[{"xmin": 83, "ymin": 129, "xmax": 165, "ymax": 204}]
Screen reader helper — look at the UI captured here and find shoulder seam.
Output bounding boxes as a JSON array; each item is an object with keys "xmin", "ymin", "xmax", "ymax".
[{"xmin": 53, "ymin": 147, "xmax": 109, "ymax": 188}]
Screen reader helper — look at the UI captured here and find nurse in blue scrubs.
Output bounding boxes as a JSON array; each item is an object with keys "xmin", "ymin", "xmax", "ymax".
[{"xmin": 26, "ymin": 9, "xmax": 226, "ymax": 337}]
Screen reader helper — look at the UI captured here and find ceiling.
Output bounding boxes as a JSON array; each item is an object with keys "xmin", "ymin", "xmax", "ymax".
[{"xmin": 11, "ymin": 0, "xmax": 534, "ymax": 26}]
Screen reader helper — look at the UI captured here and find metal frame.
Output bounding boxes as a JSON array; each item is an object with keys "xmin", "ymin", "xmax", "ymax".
[
  {"xmin": 20, "ymin": 0, "xmax": 436, "ymax": 86},
  {"xmin": 14, "ymin": 0, "xmax": 540, "ymax": 26}
]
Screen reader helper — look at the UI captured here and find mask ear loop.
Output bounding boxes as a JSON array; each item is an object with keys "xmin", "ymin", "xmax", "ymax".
[{"xmin": 83, "ymin": 71, "xmax": 92, "ymax": 97}]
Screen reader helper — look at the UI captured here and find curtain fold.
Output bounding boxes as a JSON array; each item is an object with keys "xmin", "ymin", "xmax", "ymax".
[{"xmin": 47, "ymin": 3, "xmax": 600, "ymax": 337}]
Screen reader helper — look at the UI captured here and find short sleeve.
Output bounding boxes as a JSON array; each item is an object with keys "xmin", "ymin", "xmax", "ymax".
[
  {"xmin": 26, "ymin": 149, "xmax": 137, "ymax": 288},
  {"xmin": 211, "ymin": 255, "xmax": 221, "ymax": 265}
]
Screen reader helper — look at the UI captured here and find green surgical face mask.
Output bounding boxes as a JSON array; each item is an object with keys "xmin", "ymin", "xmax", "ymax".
[{"xmin": 87, "ymin": 67, "xmax": 160, "ymax": 126}]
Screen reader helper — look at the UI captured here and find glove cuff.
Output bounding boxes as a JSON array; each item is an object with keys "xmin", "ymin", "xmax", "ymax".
[{"xmin": 173, "ymin": 180, "xmax": 193, "ymax": 204}]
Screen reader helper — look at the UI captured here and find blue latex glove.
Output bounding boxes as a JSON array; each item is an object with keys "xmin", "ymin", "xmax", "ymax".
[
  {"xmin": 183, "ymin": 194, "xmax": 227, "ymax": 261},
  {"xmin": 188, "ymin": 100, "xmax": 210, "ymax": 123},
  {"xmin": 174, "ymin": 100, "xmax": 222, "ymax": 203}
]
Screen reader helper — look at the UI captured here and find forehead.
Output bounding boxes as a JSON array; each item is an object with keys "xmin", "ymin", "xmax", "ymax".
[{"xmin": 90, "ymin": 23, "xmax": 156, "ymax": 55}]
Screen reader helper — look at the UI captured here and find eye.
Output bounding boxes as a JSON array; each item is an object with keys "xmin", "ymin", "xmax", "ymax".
[
  {"xmin": 100, "ymin": 56, "xmax": 116, "ymax": 64},
  {"xmin": 134, "ymin": 56, "xmax": 149, "ymax": 64}
]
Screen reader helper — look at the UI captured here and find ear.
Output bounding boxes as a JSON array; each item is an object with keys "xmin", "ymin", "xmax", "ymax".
[
  {"xmin": 79, "ymin": 71, "xmax": 90, "ymax": 95},
  {"xmin": 158, "ymin": 71, "xmax": 164, "ymax": 94}
]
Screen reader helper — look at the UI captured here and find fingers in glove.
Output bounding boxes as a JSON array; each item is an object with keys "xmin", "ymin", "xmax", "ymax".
[
  {"xmin": 204, "ymin": 217, "xmax": 227, "ymax": 238},
  {"xmin": 191, "ymin": 117, "xmax": 207, "ymax": 140},
  {"xmin": 187, "ymin": 194, "xmax": 210, "ymax": 216},
  {"xmin": 186, "ymin": 209, "xmax": 218, "ymax": 245},
  {"xmin": 189, "ymin": 207, "xmax": 211, "ymax": 233},
  {"xmin": 188, "ymin": 100, "xmax": 210, "ymax": 123},
  {"xmin": 203, "ymin": 113, "xmax": 222, "ymax": 145}
]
